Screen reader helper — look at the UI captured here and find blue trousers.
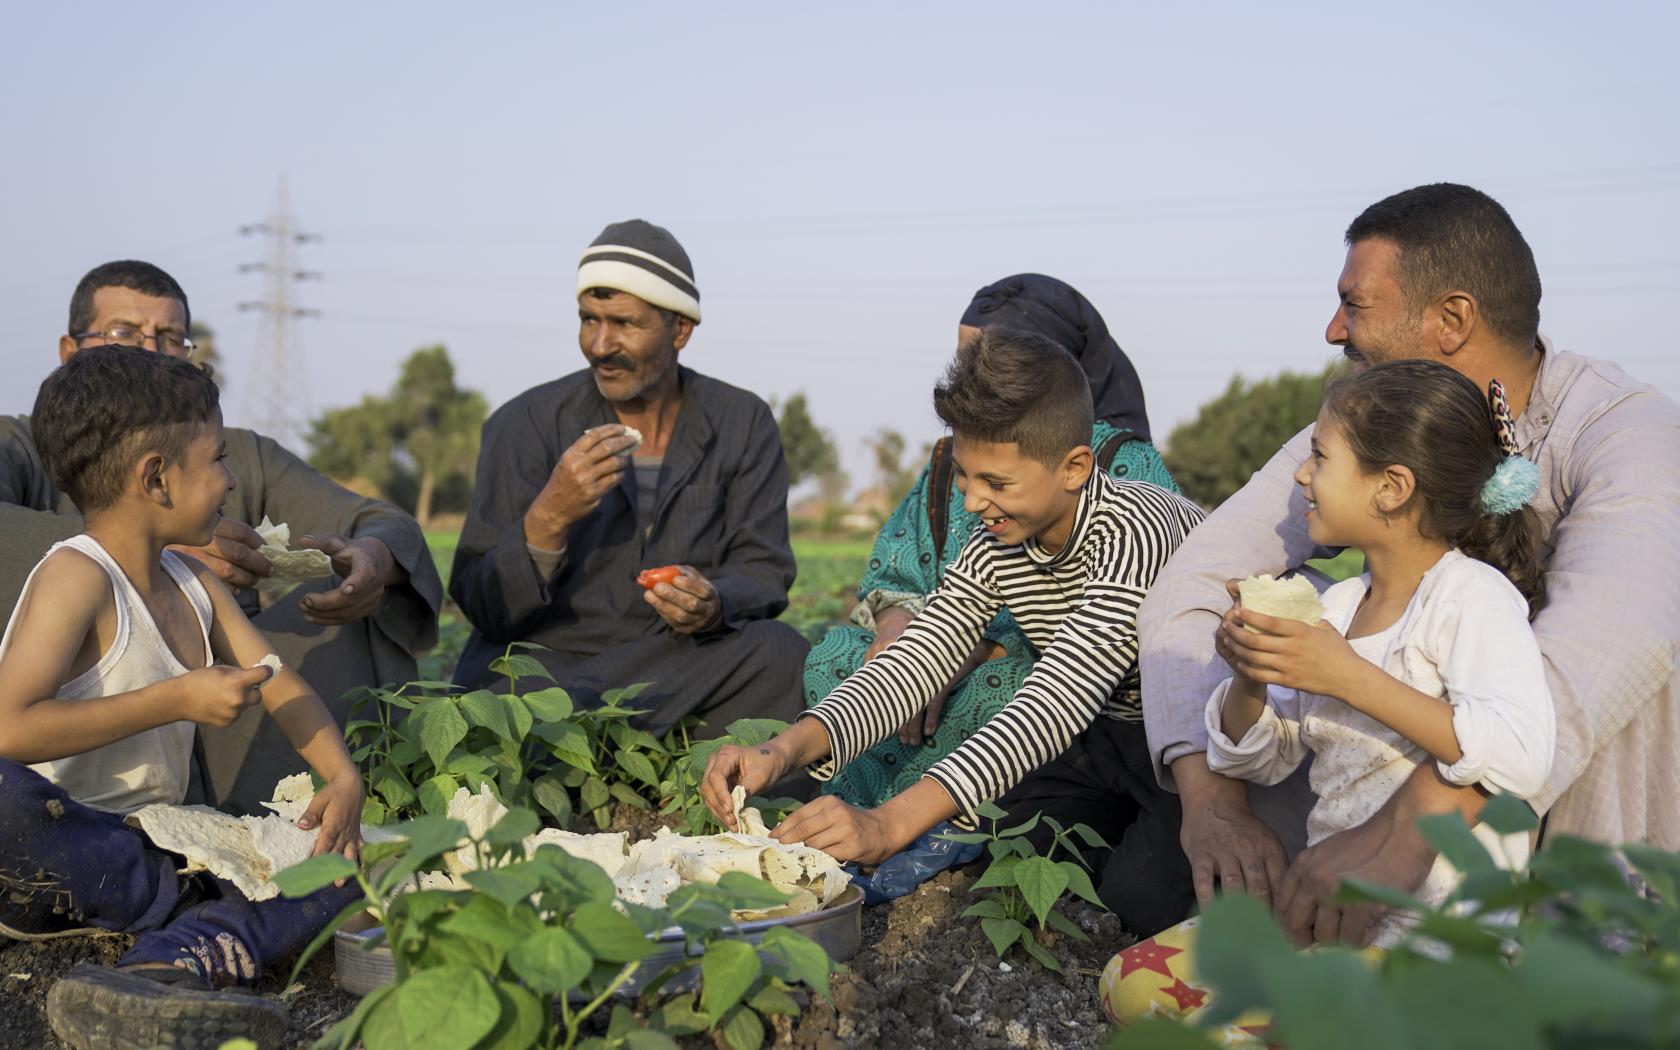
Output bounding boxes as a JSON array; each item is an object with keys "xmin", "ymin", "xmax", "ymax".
[{"xmin": 0, "ymin": 758, "xmax": 359, "ymax": 987}]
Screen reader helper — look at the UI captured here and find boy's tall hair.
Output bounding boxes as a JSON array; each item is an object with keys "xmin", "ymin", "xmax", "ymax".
[
  {"xmin": 933, "ymin": 327, "xmax": 1093, "ymax": 466},
  {"xmin": 33, "ymin": 345, "xmax": 221, "ymax": 513},
  {"xmin": 1322, "ymin": 360, "xmax": 1546, "ymax": 616}
]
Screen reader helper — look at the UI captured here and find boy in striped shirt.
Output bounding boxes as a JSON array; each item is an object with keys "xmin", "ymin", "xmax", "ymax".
[{"xmin": 703, "ymin": 328, "xmax": 1205, "ymax": 934}]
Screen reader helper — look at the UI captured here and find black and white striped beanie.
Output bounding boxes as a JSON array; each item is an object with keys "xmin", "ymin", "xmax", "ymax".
[{"xmin": 577, "ymin": 219, "xmax": 701, "ymax": 323}]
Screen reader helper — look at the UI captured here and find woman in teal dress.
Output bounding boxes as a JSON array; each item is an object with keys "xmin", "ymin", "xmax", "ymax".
[{"xmin": 805, "ymin": 274, "xmax": 1180, "ymax": 808}]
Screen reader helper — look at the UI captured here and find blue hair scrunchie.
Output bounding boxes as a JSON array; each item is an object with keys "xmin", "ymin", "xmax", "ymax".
[{"xmin": 1480, "ymin": 455, "xmax": 1540, "ymax": 515}]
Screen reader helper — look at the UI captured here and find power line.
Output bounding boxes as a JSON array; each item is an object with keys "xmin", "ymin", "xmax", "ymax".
[{"xmin": 237, "ymin": 177, "xmax": 321, "ymax": 446}]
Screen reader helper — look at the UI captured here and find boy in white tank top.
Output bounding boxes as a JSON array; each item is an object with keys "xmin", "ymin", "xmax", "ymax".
[{"xmin": 0, "ymin": 346, "xmax": 366, "ymax": 1048}]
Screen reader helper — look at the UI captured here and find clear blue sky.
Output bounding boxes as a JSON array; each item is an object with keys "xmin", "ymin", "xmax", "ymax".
[{"xmin": 5, "ymin": 3, "xmax": 1677, "ymax": 494}]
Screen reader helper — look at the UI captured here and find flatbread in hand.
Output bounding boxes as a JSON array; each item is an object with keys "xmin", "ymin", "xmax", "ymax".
[
  {"xmin": 254, "ymin": 516, "xmax": 334, "ymax": 587},
  {"xmin": 1237, "ymin": 574, "xmax": 1326, "ymax": 632}
]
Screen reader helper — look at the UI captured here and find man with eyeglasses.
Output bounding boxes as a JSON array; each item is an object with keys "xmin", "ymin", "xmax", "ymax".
[{"xmin": 0, "ymin": 260, "xmax": 443, "ymax": 812}]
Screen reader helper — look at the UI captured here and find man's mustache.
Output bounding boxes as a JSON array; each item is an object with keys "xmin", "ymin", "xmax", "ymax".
[{"xmin": 590, "ymin": 355, "xmax": 636, "ymax": 372}]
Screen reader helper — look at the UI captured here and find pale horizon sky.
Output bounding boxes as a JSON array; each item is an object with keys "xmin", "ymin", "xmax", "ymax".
[{"xmin": 5, "ymin": 3, "xmax": 1677, "ymax": 497}]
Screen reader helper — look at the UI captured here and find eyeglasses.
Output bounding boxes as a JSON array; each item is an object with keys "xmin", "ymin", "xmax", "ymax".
[{"xmin": 73, "ymin": 325, "xmax": 196, "ymax": 356}]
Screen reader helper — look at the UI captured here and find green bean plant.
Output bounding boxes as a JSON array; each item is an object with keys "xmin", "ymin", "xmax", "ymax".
[
  {"xmin": 658, "ymin": 718, "xmax": 799, "ymax": 835},
  {"xmin": 942, "ymin": 801, "xmax": 1108, "ymax": 973}
]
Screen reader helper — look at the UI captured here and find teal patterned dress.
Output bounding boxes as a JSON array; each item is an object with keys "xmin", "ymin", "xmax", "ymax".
[{"xmin": 803, "ymin": 420, "xmax": 1180, "ymax": 807}]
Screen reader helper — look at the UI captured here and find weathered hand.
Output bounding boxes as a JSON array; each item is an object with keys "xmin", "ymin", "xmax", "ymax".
[
  {"xmin": 524, "ymin": 425, "xmax": 636, "ymax": 548},
  {"xmin": 771, "ymin": 795, "xmax": 903, "ymax": 864},
  {"xmin": 168, "ymin": 518, "xmax": 272, "ymax": 589},
  {"xmin": 1222, "ymin": 607, "xmax": 1365, "ymax": 700},
  {"xmin": 1175, "ymin": 757, "xmax": 1289, "ymax": 908},
  {"xmin": 177, "ymin": 664, "xmax": 272, "ymax": 728},
  {"xmin": 1275, "ymin": 804, "xmax": 1433, "ymax": 947},
  {"xmin": 298, "ymin": 535, "xmax": 395, "ymax": 625},
  {"xmin": 299, "ymin": 774, "xmax": 365, "ymax": 864},
  {"xmin": 645, "ymin": 565, "xmax": 721, "ymax": 634},
  {"xmin": 699, "ymin": 742, "xmax": 792, "ymax": 830}
]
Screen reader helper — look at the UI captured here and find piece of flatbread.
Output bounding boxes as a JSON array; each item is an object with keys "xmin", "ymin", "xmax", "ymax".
[
  {"xmin": 254, "ymin": 516, "xmax": 334, "ymax": 587},
  {"xmin": 1237, "ymin": 574, "xmax": 1326, "ymax": 632},
  {"xmin": 614, "ymin": 866, "xmax": 681, "ymax": 909},
  {"xmin": 527, "ymin": 828, "xmax": 630, "ymax": 879},
  {"xmin": 260, "ymin": 772, "xmax": 315, "ymax": 821}
]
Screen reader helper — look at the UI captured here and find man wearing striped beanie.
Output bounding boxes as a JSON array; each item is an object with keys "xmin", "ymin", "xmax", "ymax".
[{"xmin": 449, "ymin": 219, "xmax": 807, "ymax": 739}]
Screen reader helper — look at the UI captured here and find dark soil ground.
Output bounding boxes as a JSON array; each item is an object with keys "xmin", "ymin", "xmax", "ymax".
[{"xmin": 0, "ymin": 794, "xmax": 1132, "ymax": 1050}]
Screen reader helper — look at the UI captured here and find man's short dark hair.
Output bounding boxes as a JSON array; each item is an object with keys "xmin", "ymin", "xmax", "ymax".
[
  {"xmin": 1345, "ymin": 183, "xmax": 1541, "ymax": 347},
  {"xmin": 67, "ymin": 260, "xmax": 191, "ymax": 336},
  {"xmin": 933, "ymin": 327, "xmax": 1093, "ymax": 466},
  {"xmin": 33, "ymin": 345, "xmax": 221, "ymax": 512}
]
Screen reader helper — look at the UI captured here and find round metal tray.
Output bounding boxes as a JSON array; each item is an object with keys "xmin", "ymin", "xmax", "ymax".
[{"xmin": 335, "ymin": 884, "xmax": 864, "ymax": 998}]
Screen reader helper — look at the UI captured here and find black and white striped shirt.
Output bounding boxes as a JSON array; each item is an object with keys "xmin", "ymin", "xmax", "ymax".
[{"xmin": 805, "ymin": 471, "xmax": 1205, "ymax": 827}]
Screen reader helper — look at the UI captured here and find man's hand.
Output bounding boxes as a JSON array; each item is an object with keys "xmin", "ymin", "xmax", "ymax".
[
  {"xmin": 169, "ymin": 519, "xmax": 273, "ymax": 589},
  {"xmin": 177, "ymin": 664, "xmax": 273, "ymax": 728},
  {"xmin": 771, "ymin": 795, "xmax": 905, "ymax": 864},
  {"xmin": 898, "ymin": 636, "xmax": 1006, "ymax": 745},
  {"xmin": 1276, "ymin": 764, "xmax": 1473, "ymax": 947},
  {"xmin": 645, "ymin": 566, "xmax": 721, "ymax": 634},
  {"xmin": 298, "ymin": 535, "xmax": 397, "ymax": 625},
  {"xmin": 524, "ymin": 426, "xmax": 637, "ymax": 549},
  {"xmin": 298, "ymin": 773, "xmax": 365, "ymax": 864},
  {"xmin": 1174, "ymin": 755, "xmax": 1289, "ymax": 908},
  {"xmin": 700, "ymin": 742, "xmax": 794, "ymax": 830}
]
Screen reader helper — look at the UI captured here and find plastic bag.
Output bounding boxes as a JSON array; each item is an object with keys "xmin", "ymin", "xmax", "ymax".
[{"xmin": 849, "ymin": 821, "xmax": 983, "ymax": 904}]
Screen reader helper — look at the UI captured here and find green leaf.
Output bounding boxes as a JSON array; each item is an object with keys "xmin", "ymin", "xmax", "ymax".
[
  {"xmin": 609, "ymin": 781, "xmax": 652, "ymax": 810},
  {"xmin": 416, "ymin": 773, "xmax": 460, "ymax": 816},
  {"xmin": 623, "ymin": 1029, "xmax": 679, "ymax": 1050},
  {"xmin": 979, "ymin": 916, "xmax": 1028, "ymax": 958},
  {"xmin": 508, "ymin": 926, "xmax": 593, "ymax": 994},
  {"xmin": 500, "ymin": 693, "xmax": 534, "ymax": 740},
  {"xmin": 997, "ymin": 812, "xmax": 1040, "ymax": 839},
  {"xmin": 715, "ymin": 872, "xmax": 793, "ymax": 910},
  {"xmin": 1416, "ymin": 813, "xmax": 1498, "ymax": 876},
  {"xmin": 653, "ymin": 995, "xmax": 711, "ymax": 1035},
  {"xmin": 747, "ymin": 982, "xmax": 802, "ymax": 1016},
  {"xmin": 1191, "ymin": 894, "xmax": 1296, "ymax": 1025},
  {"xmin": 535, "ymin": 720, "xmax": 597, "ymax": 773},
  {"xmin": 464, "ymin": 865, "xmax": 545, "ymax": 909},
  {"xmin": 617, "ymin": 749, "xmax": 662, "ymax": 788},
  {"xmin": 1014, "ymin": 857, "xmax": 1067, "ymax": 927},
  {"xmin": 359, "ymin": 838, "xmax": 410, "ymax": 868},
  {"xmin": 283, "ymin": 896, "xmax": 370, "ymax": 987},
  {"xmin": 360, "ymin": 799, "xmax": 389, "ymax": 826},
  {"xmin": 312, "ymin": 982, "xmax": 395, "ymax": 1050},
  {"xmin": 438, "ymin": 894, "xmax": 529, "ymax": 949},
  {"xmin": 491, "ymin": 651, "xmax": 553, "ymax": 683},
  {"xmin": 419, "ymin": 701, "xmax": 470, "ymax": 772},
  {"xmin": 479, "ymin": 981, "xmax": 546, "ymax": 1050},
  {"xmin": 446, "ymin": 751, "xmax": 497, "ymax": 778},
  {"xmin": 1058, "ymin": 860, "xmax": 1103, "ymax": 908},
  {"xmin": 701, "ymin": 939, "xmax": 762, "ymax": 1023},
  {"xmin": 459, "ymin": 689, "xmax": 512, "ymax": 738},
  {"xmin": 581, "ymin": 776, "xmax": 612, "ymax": 813},
  {"xmin": 971, "ymin": 855, "xmax": 1021, "ymax": 891},
  {"xmin": 759, "ymin": 927, "xmax": 835, "ymax": 999},
  {"xmin": 1477, "ymin": 792, "xmax": 1539, "ymax": 836},
  {"xmin": 272, "ymin": 853, "xmax": 358, "ymax": 898},
  {"xmin": 483, "ymin": 807, "xmax": 541, "ymax": 849},
  {"xmin": 370, "ymin": 765, "xmax": 417, "ymax": 809},
  {"xmin": 972, "ymin": 799, "xmax": 1008, "ymax": 822},
  {"xmin": 1045, "ymin": 908, "xmax": 1088, "ymax": 941},
  {"xmin": 521, "ymin": 686, "xmax": 574, "ymax": 722},
  {"xmin": 719, "ymin": 1004, "xmax": 765, "ymax": 1050},
  {"xmin": 961, "ymin": 900, "xmax": 1010, "ymax": 920},
  {"xmin": 1516, "ymin": 930, "xmax": 1668, "ymax": 1026},
  {"xmin": 936, "ymin": 831, "xmax": 991, "ymax": 845},
  {"xmin": 1105, "ymin": 1016, "xmax": 1225, "ymax": 1048},
  {"xmin": 531, "ymin": 772, "xmax": 573, "ymax": 824},
  {"xmin": 570, "ymin": 901, "xmax": 655, "ymax": 962},
  {"xmin": 1018, "ymin": 933, "xmax": 1065, "ymax": 973},
  {"xmin": 1066, "ymin": 822, "xmax": 1108, "ymax": 850},
  {"xmin": 363, "ymin": 965, "xmax": 501, "ymax": 1050}
]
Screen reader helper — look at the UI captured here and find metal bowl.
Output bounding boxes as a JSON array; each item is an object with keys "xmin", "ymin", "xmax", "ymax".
[{"xmin": 334, "ymin": 885, "xmax": 864, "ymax": 998}]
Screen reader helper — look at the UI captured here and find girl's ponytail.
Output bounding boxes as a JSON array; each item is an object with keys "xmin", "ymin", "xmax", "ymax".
[{"xmin": 1460, "ymin": 502, "xmax": 1546, "ymax": 619}]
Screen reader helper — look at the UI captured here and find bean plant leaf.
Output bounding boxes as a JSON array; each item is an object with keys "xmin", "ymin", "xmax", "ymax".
[
  {"xmin": 997, "ymin": 812, "xmax": 1040, "ymax": 839},
  {"xmin": 500, "ymin": 693, "xmax": 534, "ymax": 740},
  {"xmin": 490, "ymin": 652, "xmax": 552, "ymax": 683},
  {"xmin": 483, "ymin": 807, "xmax": 541, "ymax": 849},
  {"xmin": 1045, "ymin": 909, "xmax": 1088, "ymax": 942},
  {"xmin": 508, "ymin": 926, "xmax": 593, "ymax": 994},
  {"xmin": 701, "ymin": 938, "xmax": 762, "ymax": 1023},
  {"xmin": 1059, "ymin": 860, "xmax": 1104, "ymax": 908},
  {"xmin": 364, "ymin": 964, "xmax": 501, "ymax": 1050},
  {"xmin": 972, "ymin": 856, "xmax": 1021, "ymax": 891},
  {"xmin": 624, "ymin": 1030, "xmax": 680, "ymax": 1050},
  {"xmin": 1477, "ymin": 792, "xmax": 1539, "ymax": 836},
  {"xmin": 719, "ymin": 1004, "xmax": 766, "ymax": 1050},
  {"xmin": 722, "ymin": 718, "xmax": 790, "ymax": 746},
  {"xmin": 747, "ymin": 982, "xmax": 802, "ymax": 1016},
  {"xmin": 569, "ymin": 901, "xmax": 655, "ymax": 962},
  {"xmin": 617, "ymin": 749, "xmax": 661, "ymax": 789},
  {"xmin": 479, "ymin": 981, "xmax": 546, "ymax": 1050},
  {"xmin": 979, "ymin": 916, "xmax": 1028, "ymax": 957},
  {"xmin": 962, "ymin": 900, "xmax": 1010, "ymax": 920},
  {"xmin": 521, "ymin": 686, "xmax": 574, "ymax": 723},
  {"xmin": 272, "ymin": 853, "xmax": 357, "ymax": 897},
  {"xmin": 460, "ymin": 689, "xmax": 511, "ymax": 738},
  {"xmin": 537, "ymin": 721, "xmax": 597, "ymax": 773},
  {"xmin": 419, "ymin": 701, "xmax": 470, "ymax": 772},
  {"xmin": 715, "ymin": 872, "xmax": 793, "ymax": 910},
  {"xmin": 760, "ymin": 927, "xmax": 835, "ymax": 999},
  {"xmin": 581, "ymin": 776, "xmax": 612, "ymax": 814},
  {"xmin": 464, "ymin": 865, "xmax": 545, "ymax": 910},
  {"xmin": 531, "ymin": 773, "xmax": 574, "ymax": 824},
  {"xmin": 417, "ymin": 773, "xmax": 460, "ymax": 816},
  {"xmin": 1018, "ymin": 933, "xmax": 1064, "ymax": 973},
  {"xmin": 1415, "ymin": 813, "xmax": 1498, "ymax": 876}
]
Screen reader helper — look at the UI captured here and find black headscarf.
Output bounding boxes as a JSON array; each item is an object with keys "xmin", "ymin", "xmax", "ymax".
[{"xmin": 959, "ymin": 273, "xmax": 1152, "ymax": 441}]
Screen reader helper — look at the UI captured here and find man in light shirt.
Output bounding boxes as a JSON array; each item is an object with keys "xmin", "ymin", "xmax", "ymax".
[{"xmin": 1139, "ymin": 182, "xmax": 1680, "ymax": 946}]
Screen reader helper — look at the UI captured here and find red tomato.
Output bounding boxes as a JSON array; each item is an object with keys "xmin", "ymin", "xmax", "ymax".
[{"xmin": 636, "ymin": 565, "xmax": 683, "ymax": 590}]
